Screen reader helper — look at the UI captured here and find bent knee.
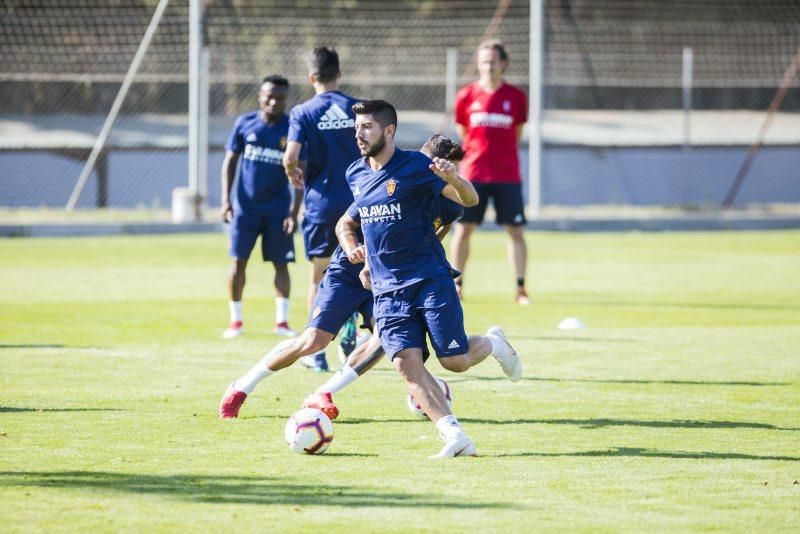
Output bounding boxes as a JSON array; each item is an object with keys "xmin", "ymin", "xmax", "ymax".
[{"xmin": 439, "ymin": 355, "xmax": 470, "ymax": 373}]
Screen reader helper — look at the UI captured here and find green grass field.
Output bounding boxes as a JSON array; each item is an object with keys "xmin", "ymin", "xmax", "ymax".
[{"xmin": 1, "ymin": 230, "xmax": 799, "ymax": 532}]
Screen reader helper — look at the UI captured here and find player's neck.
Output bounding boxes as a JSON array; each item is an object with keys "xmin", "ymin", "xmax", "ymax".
[
  {"xmin": 259, "ymin": 111, "xmax": 280, "ymax": 124},
  {"xmin": 313, "ymin": 81, "xmax": 339, "ymax": 95},
  {"xmin": 367, "ymin": 144, "xmax": 395, "ymax": 171},
  {"xmin": 478, "ymin": 77, "xmax": 503, "ymax": 92}
]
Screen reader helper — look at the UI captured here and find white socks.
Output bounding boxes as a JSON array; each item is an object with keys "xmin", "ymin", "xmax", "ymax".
[
  {"xmin": 487, "ymin": 334, "xmax": 502, "ymax": 356},
  {"xmin": 232, "ymin": 338, "xmax": 294, "ymax": 394},
  {"xmin": 315, "ymin": 365, "xmax": 359, "ymax": 395},
  {"xmin": 435, "ymin": 415, "xmax": 464, "ymax": 440},
  {"xmin": 229, "ymin": 301, "xmax": 243, "ymax": 322},
  {"xmin": 275, "ymin": 297, "xmax": 290, "ymax": 324}
]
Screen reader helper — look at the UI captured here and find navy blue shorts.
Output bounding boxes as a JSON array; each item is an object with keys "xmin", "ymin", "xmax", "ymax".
[
  {"xmin": 461, "ymin": 183, "xmax": 526, "ymax": 226},
  {"xmin": 373, "ymin": 275, "xmax": 468, "ymax": 360},
  {"xmin": 302, "ymin": 218, "xmax": 339, "ymax": 259},
  {"xmin": 307, "ymin": 266, "xmax": 373, "ymax": 337},
  {"xmin": 229, "ymin": 212, "xmax": 295, "ymax": 263}
]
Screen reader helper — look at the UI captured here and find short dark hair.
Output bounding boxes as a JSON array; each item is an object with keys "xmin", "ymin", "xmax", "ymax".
[
  {"xmin": 352, "ymin": 100, "xmax": 398, "ymax": 130},
  {"xmin": 261, "ymin": 74, "xmax": 289, "ymax": 88},
  {"xmin": 478, "ymin": 39, "xmax": 508, "ymax": 62},
  {"xmin": 307, "ymin": 47, "xmax": 340, "ymax": 84},
  {"xmin": 421, "ymin": 134, "xmax": 464, "ymax": 162}
]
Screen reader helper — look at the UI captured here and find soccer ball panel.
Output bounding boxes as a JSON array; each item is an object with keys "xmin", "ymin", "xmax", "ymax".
[{"xmin": 285, "ymin": 408, "xmax": 334, "ymax": 454}]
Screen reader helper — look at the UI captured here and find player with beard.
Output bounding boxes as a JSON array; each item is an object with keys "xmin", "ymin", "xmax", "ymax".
[{"xmin": 337, "ymin": 100, "xmax": 522, "ymax": 458}]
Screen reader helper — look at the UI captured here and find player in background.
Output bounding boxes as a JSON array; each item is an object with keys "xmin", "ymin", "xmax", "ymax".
[
  {"xmin": 301, "ymin": 134, "xmax": 465, "ymax": 420},
  {"xmin": 283, "ymin": 46, "xmax": 360, "ymax": 371},
  {"xmin": 338, "ymin": 100, "xmax": 522, "ymax": 458},
  {"xmin": 219, "ymin": 135, "xmax": 465, "ymax": 420},
  {"xmin": 450, "ymin": 39, "xmax": 530, "ymax": 304},
  {"xmin": 220, "ymin": 75, "xmax": 302, "ymax": 339}
]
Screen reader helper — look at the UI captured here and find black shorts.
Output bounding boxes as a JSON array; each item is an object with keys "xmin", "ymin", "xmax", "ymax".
[{"xmin": 461, "ymin": 183, "xmax": 526, "ymax": 226}]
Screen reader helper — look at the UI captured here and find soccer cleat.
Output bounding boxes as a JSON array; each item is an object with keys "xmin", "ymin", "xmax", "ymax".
[
  {"xmin": 429, "ymin": 434, "xmax": 477, "ymax": 459},
  {"xmin": 487, "ymin": 326, "xmax": 522, "ymax": 382},
  {"xmin": 302, "ymin": 391, "xmax": 340, "ymax": 420},
  {"xmin": 219, "ymin": 384, "xmax": 247, "ymax": 418},
  {"xmin": 515, "ymin": 287, "xmax": 530, "ymax": 305},
  {"xmin": 299, "ymin": 351, "xmax": 329, "ymax": 373},
  {"xmin": 222, "ymin": 321, "xmax": 244, "ymax": 339},
  {"xmin": 274, "ymin": 322, "xmax": 297, "ymax": 337}
]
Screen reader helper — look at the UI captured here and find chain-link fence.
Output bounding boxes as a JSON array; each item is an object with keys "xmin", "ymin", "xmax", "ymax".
[{"xmin": 1, "ymin": 0, "xmax": 798, "ymax": 213}]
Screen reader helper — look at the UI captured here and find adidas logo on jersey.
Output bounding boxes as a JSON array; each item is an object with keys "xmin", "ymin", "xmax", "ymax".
[
  {"xmin": 246, "ymin": 133, "xmax": 257, "ymax": 142},
  {"xmin": 352, "ymin": 184, "xmax": 361, "ymax": 196},
  {"xmin": 286, "ymin": 250, "xmax": 295, "ymax": 260},
  {"xmin": 317, "ymin": 103, "xmax": 355, "ymax": 130},
  {"xmin": 447, "ymin": 339, "xmax": 460, "ymax": 349}
]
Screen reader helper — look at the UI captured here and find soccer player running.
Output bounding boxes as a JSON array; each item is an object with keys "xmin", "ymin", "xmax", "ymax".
[
  {"xmin": 338, "ymin": 100, "xmax": 522, "ymax": 458},
  {"xmin": 282, "ymin": 47, "xmax": 360, "ymax": 372},
  {"xmin": 218, "ymin": 135, "xmax": 466, "ymax": 421},
  {"xmin": 450, "ymin": 39, "xmax": 530, "ymax": 304},
  {"xmin": 220, "ymin": 75, "xmax": 302, "ymax": 339}
]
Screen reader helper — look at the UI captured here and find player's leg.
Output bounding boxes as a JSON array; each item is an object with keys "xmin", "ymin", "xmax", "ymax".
[
  {"xmin": 422, "ymin": 275, "xmax": 522, "ymax": 381},
  {"xmin": 263, "ymin": 216, "xmax": 297, "ymax": 336},
  {"xmin": 224, "ymin": 212, "xmax": 259, "ymax": 338},
  {"xmin": 219, "ymin": 327, "xmax": 334, "ymax": 418},
  {"xmin": 495, "ymin": 183, "xmax": 529, "ymax": 304},
  {"xmin": 448, "ymin": 184, "xmax": 488, "ymax": 299},
  {"xmin": 301, "ymin": 219, "xmax": 338, "ymax": 370}
]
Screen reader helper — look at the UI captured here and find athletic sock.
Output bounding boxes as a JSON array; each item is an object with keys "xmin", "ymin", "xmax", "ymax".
[
  {"xmin": 517, "ymin": 278, "xmax": 525, "ymax": 288},
  {"xmin": 487, "ymin": 334, "xmax": 502, "ymax": 356},
  {"xmin": 275, "ymin": 297, "xmax": 289, "ymax": 325},
  {"xmin": 315, "ymin": 365, "xmax": 358, "ymax": 395},
  {"xmin": 233, "ymin": 361, "xmax": 273, "ymax": 394},
  {"xmin": 435, "ymin": 415, "xmax": 463, "ymax": 441},
  {"xmin": 229, "ymin": 301, "xmax": 243, "ymax": 323}
]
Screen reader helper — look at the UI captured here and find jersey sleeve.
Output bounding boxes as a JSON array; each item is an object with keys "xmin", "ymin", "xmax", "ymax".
[
  {"xmin": 439, "ymin": 198, "xmax": 465, "ymax": 225},
  {"xmin": 287, "ymin": 107, "xmax": 306, "ymax": 144},
  {"xmin": 225, "ymin": 116, "xmax": 244, "ymax": 153},
  {"xmin": 347, "ymin": 201, "xmax": 361, "ymax": 222},
  {"xmin": 515, "ymin": 89, "xmax": 528, "ymax": 126}
]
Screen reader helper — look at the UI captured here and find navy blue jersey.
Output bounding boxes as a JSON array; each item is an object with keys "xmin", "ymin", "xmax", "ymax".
[
  {"xmin": 346, "ymin": 148, "xmax": 455, "ymax": 295},
  {"xmin": 288, "ymin": 91, "xmax": 360, "ymax": 224},
  {"xmin": 431, "ymin": 197, "xmax": 464, "ymax": 232},
  {"xmin": 226, "ymin": 112, "xmax": 291, "ymax": 216}
]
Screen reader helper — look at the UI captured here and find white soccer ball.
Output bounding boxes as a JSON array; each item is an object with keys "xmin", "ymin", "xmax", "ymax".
[
  {"xmin": 407, "ymin": 377, "xmax": 453, "ymax": 418},
  {"xmin": 284, "ymin": 408, "xmax": 334, "ymax": 454}
]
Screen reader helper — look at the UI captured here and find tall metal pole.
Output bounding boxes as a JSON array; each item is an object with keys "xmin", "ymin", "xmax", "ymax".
[
  {"xmin": 682, "ymin": 47, "xmax": 693, "ymax": 205},
  {"xmin": 188, "ymin": 0, "xmax": 207, "ymax": 220},
  {"xmin": 528, "ymin": 0, "xmax": 544, "ymax": 218}
]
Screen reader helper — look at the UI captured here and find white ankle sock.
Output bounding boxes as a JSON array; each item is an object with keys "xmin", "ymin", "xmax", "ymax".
[
  {"xmin": 487, "ymin": 334, "xmax": 502, "ymax": 356},
  {"xmin": 229, "ymin": 301, "xmax": 243, "ymax": 323},
  {"xmin": 275, "ymin": 297, "xmax": 289, "ymax": 324},
  {"xmin": 315, "ymin": 365, "xmax": 358, "ymax": 395},
  {"xmin": 233, "ymin": 362, "xmax": 273, "ymax": 394},
  {"xmin": 435, "ymin": 415, "xmax": 463, "ymax": 440}
]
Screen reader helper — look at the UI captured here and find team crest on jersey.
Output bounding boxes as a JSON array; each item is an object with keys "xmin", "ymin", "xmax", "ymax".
[
  {"xmin": 433, "ymin": 217, "xmax": 443, "ymax": 230},
  {"xmin": 312, "ymin": 306, "xmax": 321, "ymax": 319},
  {"xmin": 503, "ymin": 100, "xmax": 511, "ymax": 112},
  {"xmin": 279, "ymin": 136, "xmax": 287, "ymax": 149},
  {"xmin": 386, "ymin": 179, "xmax": 397, "ymax": 196}
]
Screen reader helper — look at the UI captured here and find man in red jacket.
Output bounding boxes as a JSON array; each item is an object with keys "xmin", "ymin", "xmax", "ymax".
[{"xmin": 452, "ymin": 39, "xmax": 529, "ymax": 305}]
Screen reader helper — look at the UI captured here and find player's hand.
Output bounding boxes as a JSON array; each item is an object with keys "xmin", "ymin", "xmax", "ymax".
[
  {"xmin": 347, "ymin": 245, "xmax": 366, "ymax": 264},
  {"xmin": 220, "ymin": 201, "xmax": 233, "ymax": 223},
  {"xmin": 429, "ymin": 157, "xmax": 458, "ymax": 183},
  {"xmin": 359, "ymin": 266, "xmax": 372, "ymax": 290},
  {"xmin": 288, "ymin": 166, "xmax": 305, "ymax": 188},
  {"xmin": 283, "ymin": 215, "xmax": 297, "ymax": 234}
]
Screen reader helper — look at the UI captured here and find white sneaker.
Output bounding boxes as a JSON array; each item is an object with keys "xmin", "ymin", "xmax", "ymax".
[
  {"xmin": 487, "ymin": 326, "xmax": 522, "ymax": 382},
  {"xmin": 429, "ymin": 434, "xmax": 477, "ymax": 459},
  {"xmin": 222, "ymin": 321, "xmax": 243, "ymax": 339}
]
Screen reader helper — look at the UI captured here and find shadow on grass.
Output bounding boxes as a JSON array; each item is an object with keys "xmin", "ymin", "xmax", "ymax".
[
  {"xmin": 460, "ymin": 417, "xmax": 799, "ymax": 431},
  {"xmin": 0, "ymin": 407, "xmax": 123, "ymax": 413},
  {"xmin": 493, "ymin": 447, "xmax": 800, "ymax": 462},
  {"xmin": 450, "ymin": 376, "xmax": 788, "ymax": 386},
  {"xmin": 0, "ymin": 344, "xmax": 66, "ymax": 349},
  {"xmin": 0, "ymin": 471, "xmax": 513, "ymax": 509}
]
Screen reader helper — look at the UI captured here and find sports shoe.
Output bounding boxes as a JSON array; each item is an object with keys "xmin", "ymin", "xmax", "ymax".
[
  {"xmin": 487, "ymin": 326, "xmax": 522, "ymax": 382},
  {"xmin": 302, "ymin": 391, "xmax": 339, "ymax": 420},
  {"xmin": 429, "ymin": 433, "xmax": 477, "ymax": 459},
  {"xmin": 299, "ymin": 351, "xmax": 329, "ymax": 372},
  {"xmin": 222, "ymin": 321, "xmax": 243, "ymax": 339},
  {"xmin": 515, "ymin": 287, "xmax": 530, "ymax": 305},
  {"xmin": 274, "ymin": 322, "xmax": 297, "ymax": 337},
  {"xmin": 219, "ymin": 384, "xmax": 247, "ymax": 418}
]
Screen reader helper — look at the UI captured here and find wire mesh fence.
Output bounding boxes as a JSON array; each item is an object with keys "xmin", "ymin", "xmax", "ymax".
[{"xmin": 1, "ymin": 0, "xmax": 798, "ymax": 214}]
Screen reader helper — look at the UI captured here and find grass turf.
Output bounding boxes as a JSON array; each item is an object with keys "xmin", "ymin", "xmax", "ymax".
[{"xmin": 1, "ymin": 230, "xmax": 798, "ymax": 531}]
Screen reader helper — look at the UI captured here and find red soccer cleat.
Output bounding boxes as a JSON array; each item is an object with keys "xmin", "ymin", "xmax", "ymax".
[
  {"xmin": 219, "ymin": 384, "xmax": 247, "ymax": 418},
  {"xmin": 515, "ymin": 287, "xmax": 530, "ymax": 306},
  {"xmin": 302, "ymin": 391, "xmax": 339, "ymax": 420}
]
